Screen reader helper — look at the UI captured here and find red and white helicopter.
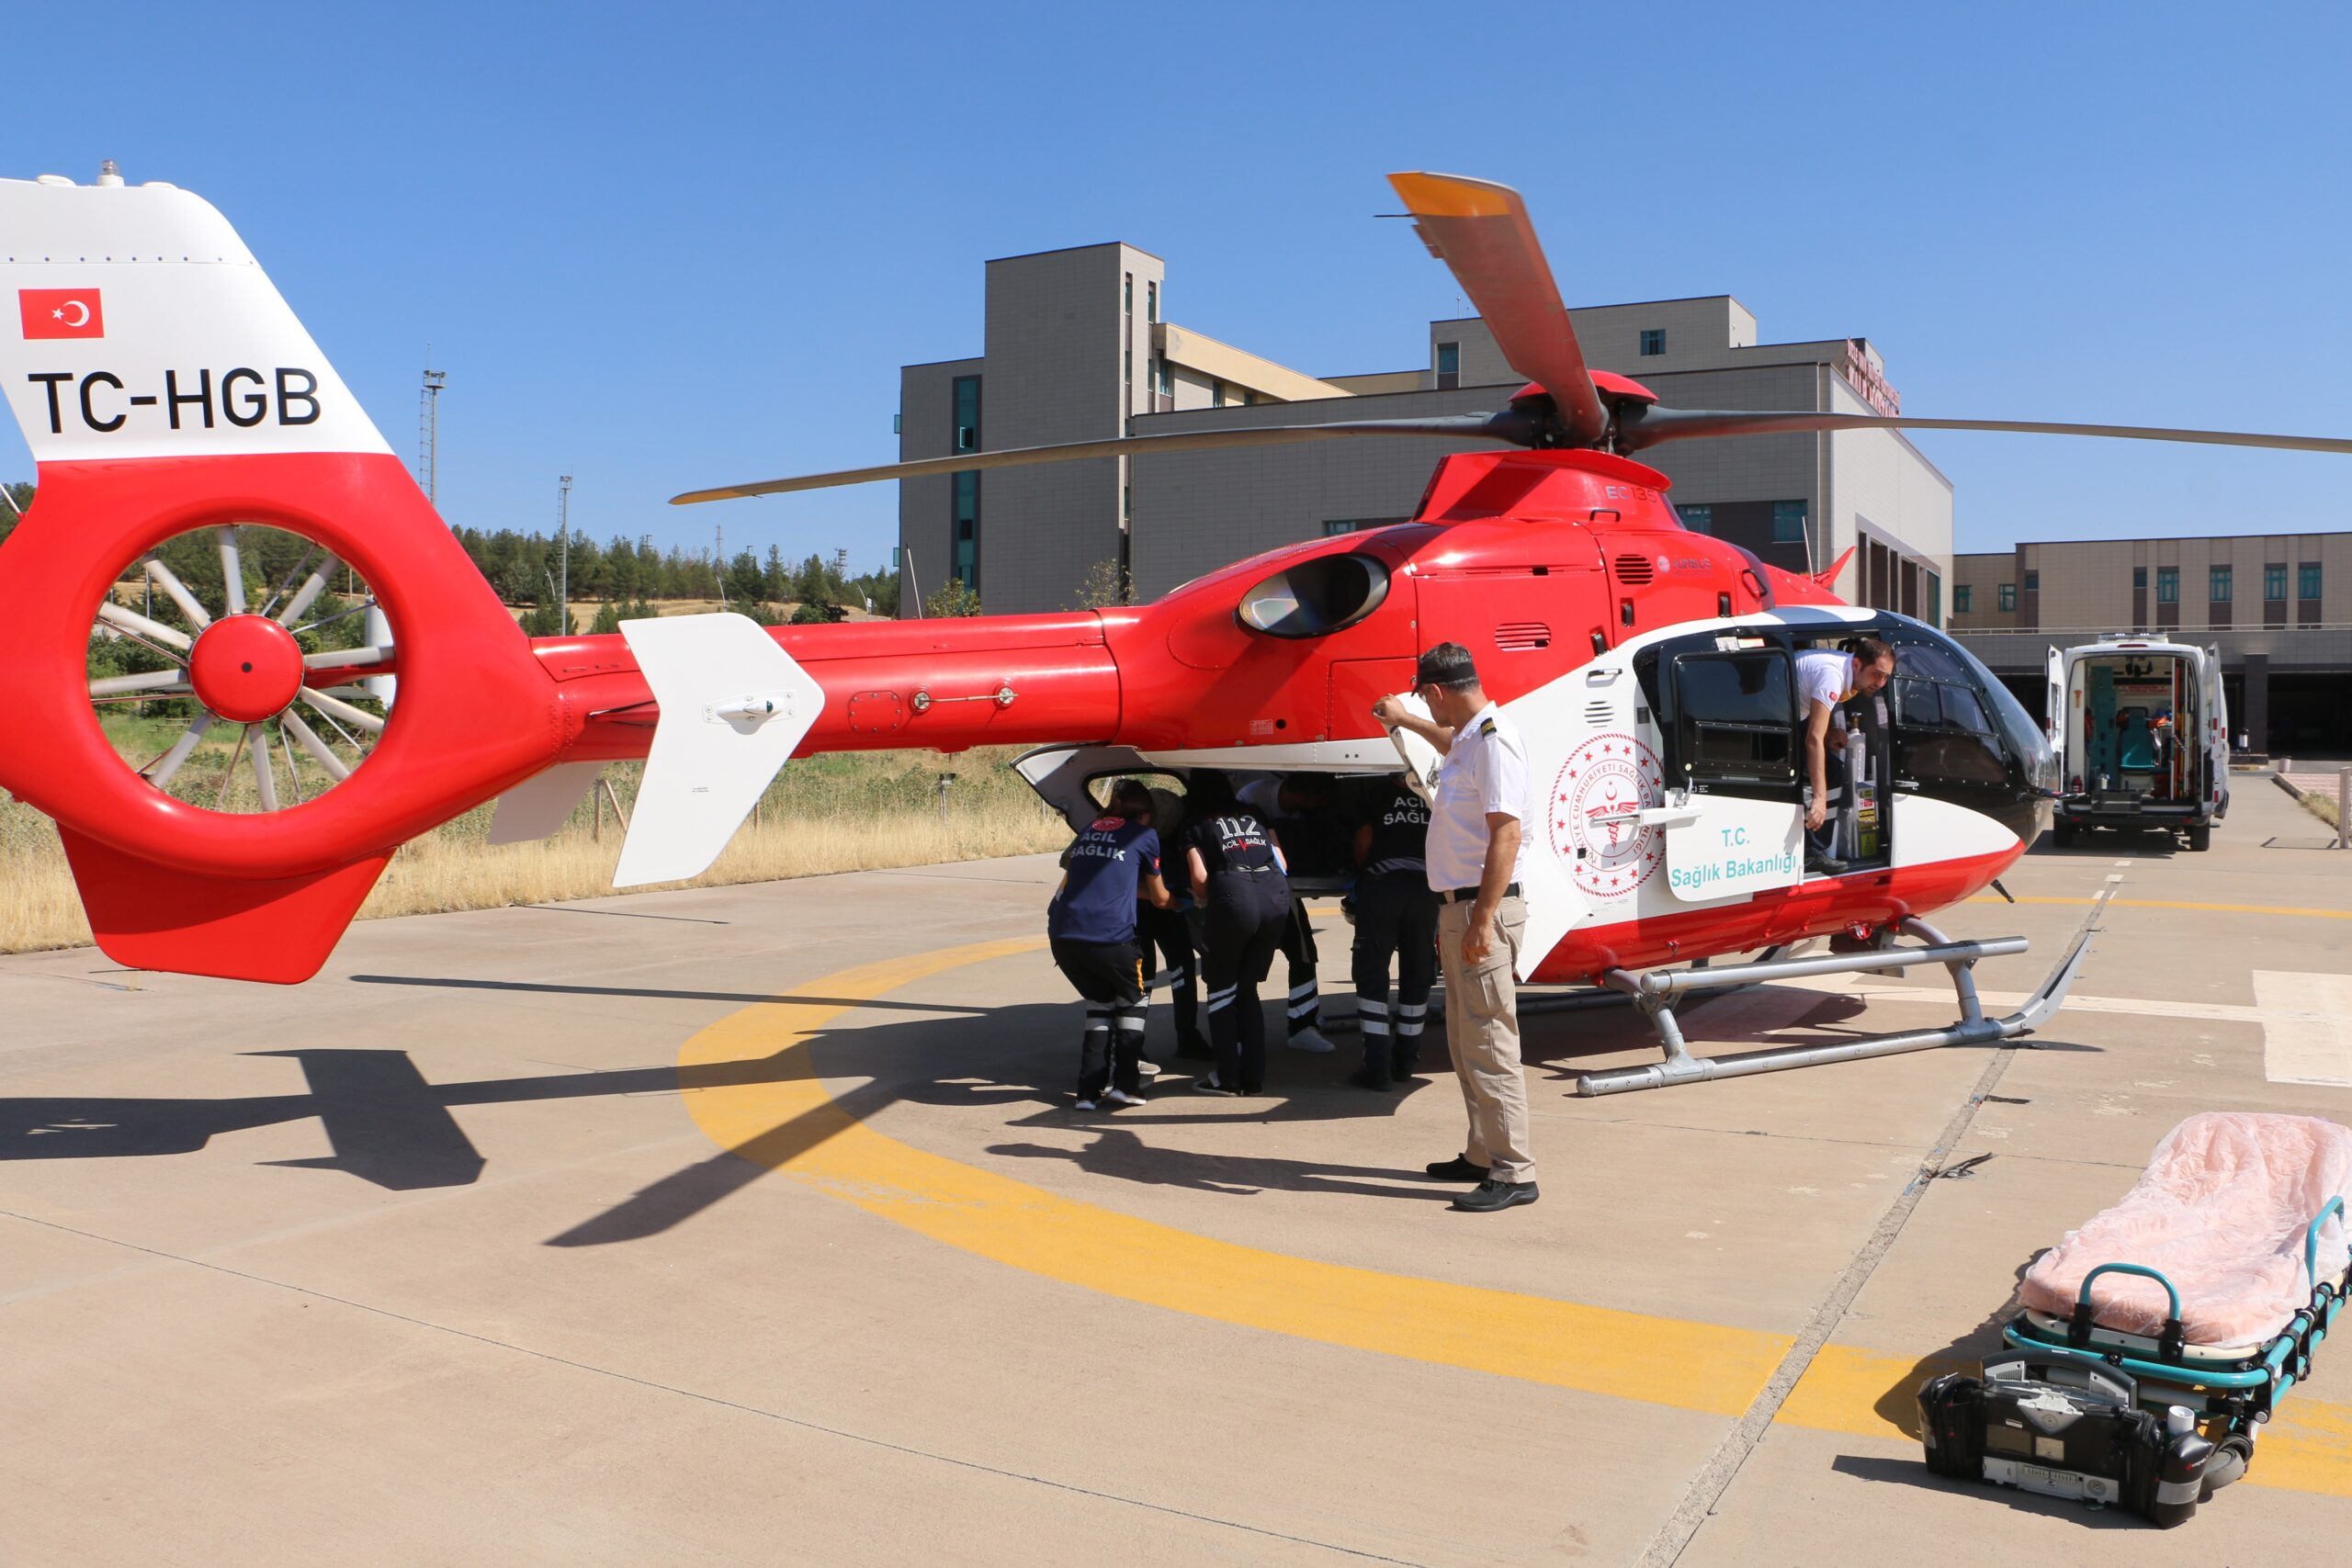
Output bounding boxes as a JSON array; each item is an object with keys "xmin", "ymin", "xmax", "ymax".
[{"xmin": 4, "ymin": 167, "xmax": 2346, "ymax": 1091}]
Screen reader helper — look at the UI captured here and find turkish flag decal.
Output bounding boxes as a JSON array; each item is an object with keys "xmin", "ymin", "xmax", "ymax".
[{"xmin": 19, "ymin": 288, "xmax": 105, "ymax": 340}]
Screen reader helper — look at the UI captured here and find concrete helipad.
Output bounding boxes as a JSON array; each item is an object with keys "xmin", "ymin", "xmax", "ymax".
[{"xmin": 5, "ymin": 779, "xmax": 2350, "ymax": 1565}]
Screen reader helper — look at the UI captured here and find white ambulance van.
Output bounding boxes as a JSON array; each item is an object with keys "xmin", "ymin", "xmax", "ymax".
[{"xmin": 2045, "ymin": 635, "xmax": 2230, "ymax": 850}]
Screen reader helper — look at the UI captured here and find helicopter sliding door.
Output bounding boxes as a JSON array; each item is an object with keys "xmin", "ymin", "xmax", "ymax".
[{"xmin": 1666, "ymin": 645, "xmax": 1801, "ymax": 807}]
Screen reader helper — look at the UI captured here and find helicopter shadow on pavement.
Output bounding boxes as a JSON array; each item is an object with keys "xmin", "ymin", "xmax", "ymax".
[
  {"xmin": 548, "ymin": 996, "xmax": 1455, "ymax": 1245},
  {"xmin": 0, "ymin": 969, "xmax": 1446, "ymax": 1241}
]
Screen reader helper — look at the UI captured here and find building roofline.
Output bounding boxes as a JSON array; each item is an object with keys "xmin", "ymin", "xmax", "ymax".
[
  {"xmin": 899, "ymin": 355, "xmax": 985, "ymax": 372},
  {"xmin": 1429, "ymin": 294, "xmax": 1758, "ymax": 321},
  {"xmin": 1958, "ymin": 526, "xmax": 2352, "ymax": 552},
  {"xmin": 984, "ymin": 240, "xmax": 1163, "ymax": 265}
]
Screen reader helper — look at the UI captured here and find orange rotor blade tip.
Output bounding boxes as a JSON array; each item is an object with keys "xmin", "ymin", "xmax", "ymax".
[{"xmin": 1386, "ymin": 171, "xmax": 1519, "ymax": 218}]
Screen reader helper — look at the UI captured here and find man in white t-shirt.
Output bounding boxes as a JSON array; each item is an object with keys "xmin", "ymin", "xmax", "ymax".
[
  {"xmin": 1372, "ymin": 643, "xmax": 1539, "ymax": 1214},
  {"xmin": 1793, "ymin": 636, "xmax": 1895, "ymax": 874}
]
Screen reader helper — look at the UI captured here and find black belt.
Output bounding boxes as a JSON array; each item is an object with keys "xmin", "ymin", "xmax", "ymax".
[{"xmin": 1439, "ymin": 882, "xmax": 1520, "ymax": 905}]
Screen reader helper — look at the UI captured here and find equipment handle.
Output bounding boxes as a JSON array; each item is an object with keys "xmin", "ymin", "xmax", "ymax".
[
  {"xmin": 2307, "ymin": 1196, "xmax": 2346, "ymax": 1290},
  {"xmin": 2071, "ymin": 1263, "xmax": 2187, "ymax": 1359}
]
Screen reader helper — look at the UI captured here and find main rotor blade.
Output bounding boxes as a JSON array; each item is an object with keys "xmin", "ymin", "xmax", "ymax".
[
  {"xmin": 671, "ymin": 413, "xmax": 1528, "ymax": 504},
  {"xmin": 1624, "ymin": 407, "xmax": 2352, "ymax": 457},
  {"xmin": 1386, "ymin": 171, "xmax": 1609, "ymax": 448}
]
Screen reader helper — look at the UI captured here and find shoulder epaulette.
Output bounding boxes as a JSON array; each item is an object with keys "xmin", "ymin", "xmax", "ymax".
[{"xmin": 1478, "ymin": 717, "xmax": 1497, "ymax": 737}]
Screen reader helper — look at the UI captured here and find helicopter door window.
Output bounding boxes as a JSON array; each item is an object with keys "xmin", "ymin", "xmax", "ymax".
[{"xmin": 1669, "ymin": 649, "xmax": 1799, "ymax": 803}]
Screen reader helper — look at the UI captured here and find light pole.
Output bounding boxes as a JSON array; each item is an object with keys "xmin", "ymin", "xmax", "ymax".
[{"xmin": 557, "ymin": 474, "xmax": 572, "ymax": 633}]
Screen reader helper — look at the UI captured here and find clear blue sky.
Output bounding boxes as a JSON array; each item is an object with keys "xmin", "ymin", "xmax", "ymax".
[{"xmin": 10, "ymin": 0, "xmax": 2346, "ymax": 566}]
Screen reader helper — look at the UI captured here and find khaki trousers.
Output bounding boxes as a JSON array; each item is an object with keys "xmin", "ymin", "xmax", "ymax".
[{"xmin": 1435, "ymin": 894, "xmax": 1532, "ymax": 1184}]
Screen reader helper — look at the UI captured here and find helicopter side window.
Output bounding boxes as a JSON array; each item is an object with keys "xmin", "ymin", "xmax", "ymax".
[
  {"xmin": 1237, "ymin": 554, "xmax": 1392, "ymax": 638},
  {"xmin": 1670, "ymin": 649, "xmax": 1798, "ymax": 799}
]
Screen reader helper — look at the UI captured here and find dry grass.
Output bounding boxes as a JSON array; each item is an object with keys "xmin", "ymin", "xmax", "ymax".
[{"xmin": 1, "ymin": 746, "xmax": 1067, "ymax": 955}]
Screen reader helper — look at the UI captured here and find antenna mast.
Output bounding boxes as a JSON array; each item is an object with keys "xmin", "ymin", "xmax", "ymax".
[
  {"xmin": 418, "ymin": 351, "xmax": 447, "ymax": 506},
  {"xmin": 557, "ymin": 474, "xmax": 572, "ymax": 632}
]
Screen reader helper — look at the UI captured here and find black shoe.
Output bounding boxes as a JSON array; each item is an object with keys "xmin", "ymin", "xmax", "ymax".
[
  {"xmin": 1424, "ymin": 1154, "xmax": 1490, "ymax": 1182},
  {"xmin": 1173, "ymin": 1032, "xmax": 1215, "ymax": 1061},
  {"xmin": 1451, "ymin": 1179, "xmax": 1540, "ymax": 1213},
  {"xmin": 1390, "ymin": 1050, "xmax": 1420, "ymax": 1079},
  {"xmin": 1804, "ymin": 850, "xmax": 1848, "ymax": 875},
  {"xmin": 1346, "ymin": 1063, "xmax": 1393, "ymax": 1092}
]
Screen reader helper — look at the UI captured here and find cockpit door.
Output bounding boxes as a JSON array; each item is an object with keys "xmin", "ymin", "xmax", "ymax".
[{"xmin": 2044, "ymin": 645, "xmax": 2067, "ymax": 770}]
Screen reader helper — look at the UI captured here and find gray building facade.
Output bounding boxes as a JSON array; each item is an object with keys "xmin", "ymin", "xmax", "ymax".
[
  {"xmin": 899, "ymin": 247, "xmax": 1954, "ymax": 622},
  {"xmin": 1951, "ymin": 534, "xmax": 2352, "ymax": 753}
]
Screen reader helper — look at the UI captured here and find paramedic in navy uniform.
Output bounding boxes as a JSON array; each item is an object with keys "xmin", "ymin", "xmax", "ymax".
[
  {"xmin": 1345, "ymin": 774, "xmax": 1439, "ymax": 1092},
  {"xmin": 1373, "ymin": 643, "xmax": 1539, "ymax": 1213},
  {"xmin": 1046, "ymin": 780, "xmax": 1173, "ymax": 1111}
]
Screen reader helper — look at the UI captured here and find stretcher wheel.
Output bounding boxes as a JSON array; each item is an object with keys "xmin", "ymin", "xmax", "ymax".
[{"xmin": 2201, "ymin": 1431, "xmax": 2254, "ymax": 1497}]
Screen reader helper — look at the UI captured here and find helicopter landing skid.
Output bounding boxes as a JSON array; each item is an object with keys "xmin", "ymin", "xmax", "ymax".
[{"xmin": 1572, "ymin": 901, "xmax": 2108, "ymax": 1097}]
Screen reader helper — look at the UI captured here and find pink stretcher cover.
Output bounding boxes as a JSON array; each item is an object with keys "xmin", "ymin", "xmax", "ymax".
[{"xmin": 2019, "ymin": 1111, "xmax": 2352, "ymax": 1347}]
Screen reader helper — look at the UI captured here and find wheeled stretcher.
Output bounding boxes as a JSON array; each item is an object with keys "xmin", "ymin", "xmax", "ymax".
[{"xmin": 1917, "ymin": 1112, "xmax": 2352, "ymax": 1525}]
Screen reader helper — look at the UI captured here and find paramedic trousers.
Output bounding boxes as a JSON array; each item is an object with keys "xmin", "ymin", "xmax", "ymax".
[
  {"xmin": 1279, "ymin": 896, "xmax": 1321, "ymax": 1038},
  {"xmin": 1351, "ymin": 873, "xmax": 1439, "ymax": 1084},
  {"xmin": 1049, "ymin": 938, "xmax": 1148, "ymax": 1099},
  {"xmin": 1138, "ymin": 902, "xmax": 1202, "ymax": 1048},
  {"xmin": 1203, "ymin": 872, "xmax": 1289, "ymax": 1094},
  {"xmin": 1435, "ymin": 894, "xmax": 1532, "ymax": 1183}
]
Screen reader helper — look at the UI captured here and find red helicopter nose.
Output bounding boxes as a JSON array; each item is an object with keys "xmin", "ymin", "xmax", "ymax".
[{"xmin": 188, "ymin": 614, "xmax": 306, "ymax": 723}]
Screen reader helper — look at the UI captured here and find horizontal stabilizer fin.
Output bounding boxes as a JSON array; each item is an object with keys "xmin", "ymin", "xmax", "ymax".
[{"xmin": 612, "ymin": 614, "xmax": 823, "ymax": 887}]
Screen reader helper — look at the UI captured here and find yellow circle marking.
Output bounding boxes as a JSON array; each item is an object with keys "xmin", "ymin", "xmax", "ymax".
[{"xmin": 675, "ymin": 937, "xmax": 2352, "ymax": 1494}]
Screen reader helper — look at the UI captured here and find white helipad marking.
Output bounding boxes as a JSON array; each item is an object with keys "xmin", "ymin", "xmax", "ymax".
[{"xmin": 2255, "ymin": 972, "xmax": 2352, "ymax": 1087}]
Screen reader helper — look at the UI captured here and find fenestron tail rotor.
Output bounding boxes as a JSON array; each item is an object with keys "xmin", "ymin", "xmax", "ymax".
[
  {"xmin": 88, "ymin": 525, "xmax": 397, "ymax": 814},
  {"xmin": 671, "ymin": 171, "xmax": 2352, "ymax": 506}
]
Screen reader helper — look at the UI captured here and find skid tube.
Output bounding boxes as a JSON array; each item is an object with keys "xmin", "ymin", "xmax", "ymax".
[{"xmin": 1571, "ymin": 895, "xmax": 2109, "ymax": 1097}]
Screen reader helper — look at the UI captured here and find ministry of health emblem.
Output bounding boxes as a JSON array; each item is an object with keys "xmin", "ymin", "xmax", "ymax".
[{"xmin": 1548, "ymin": 733, "xmax": 1665, "ymax": 898}]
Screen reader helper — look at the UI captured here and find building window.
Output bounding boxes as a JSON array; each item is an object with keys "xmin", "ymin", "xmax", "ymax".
[
  {"xmin": 1771, "ymin": 500, "xmax": 1807, "ymax": 544},
  {"xmin": 1146, "ymin": 280, "xmax": 1158, "ymax": 323},
  {"xmin": 2132, "ymin": 567, "xmax": 2146, "ymax": 590},
  {"xmin": 1212, "ymin": 381, "xmax": 1225, "ymax": 409},
  {"xmin": 951, "ymin": 375, "xmax": 980, "ymax": 453},
  {"xmin": 1954, "ymin": 584, "xmax": 1973, "ymax": 613},
  {"xmin": 1639, "ymin": 329, "xmax": 1666, "ymax": 356},
  {"xmin": 1124, "ymin": 348, "xmax": 1132, "ymax": 386},
  {"xmin": 951, "ymin": 471, "xmax": 978, "ymax": 591},
  {"xmin": 1927, "ymin": 571, "xmax": 1941, "ymax": 627},
  {"xmin": 2301, "ymin": 561, "xmax": 2324, "ymax": 601},
  {"xmin": 1242, "ymin": 389, "xmax": 1258, "ymax": 406},
  {"xmin": 2265, "ymin": 563, "xmax": 2288, "ymax": 602},
  {"xmin": 1123, "ymin": 273, "xmax": 1132, "ymax": 314},
  {"xmin": 1321, "ymin": 520, "xmax": 1358, "ymax": 536},
  {"xmin": 2024, "ymin": 570, "xmax": 2039, "ymax": 593},
  {"xmin": 1676, "ymin": 502, "xmax": 1712, "ymax": 534},
  {"xmin": 1123, "ymin": 484, "xmax": 1131, "ymax": 522},
  {"xmin": 1997, "ymin": 583, "xmax": 2017, "ymax": 613},
  {"xmin": 2211, "ymin": 565, "xmax": 2232, "ymax": 603},
  {"xmin": 892, "ymin": 412, "xmax": 901, "ymax": 435},
  {"xmin": 1435, "ymin": 341, "xmax": 1460, "ymax": 391},
  {"xmin": 1156, "ymin": 360, "xmax": 1173, "ymax": 397},
  {"xmin": 2156, "ymin": 566, "xmax": 2178, "ymax": 604}
]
